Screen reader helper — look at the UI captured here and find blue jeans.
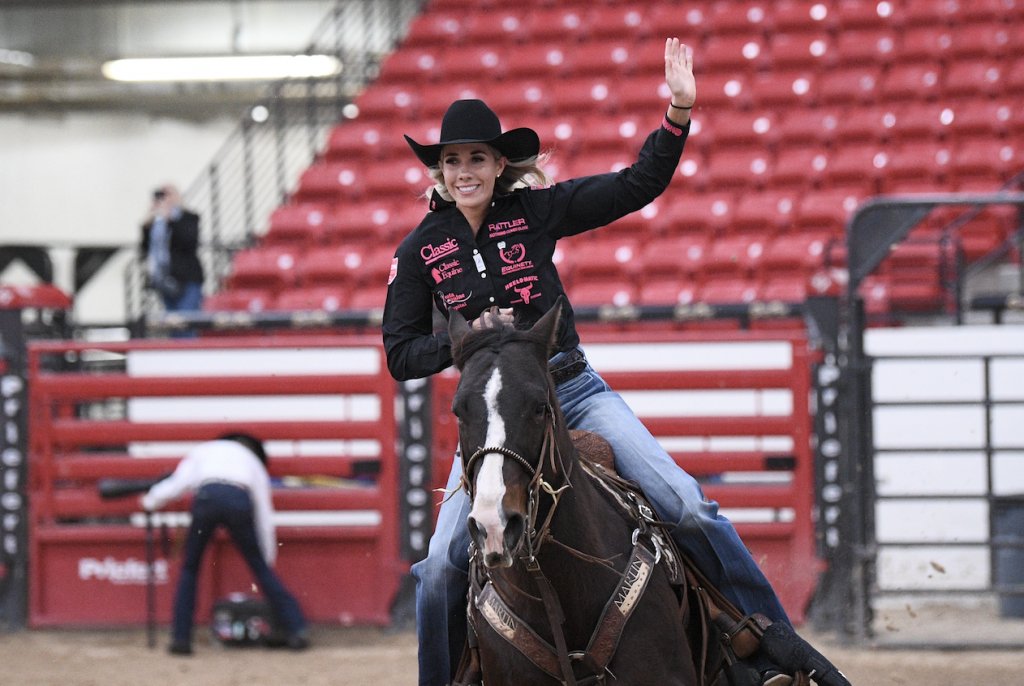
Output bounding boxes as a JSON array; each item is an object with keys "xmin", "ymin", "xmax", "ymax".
[
  {"xmin": 162, "ymin": 281, "xmax": 204, "ymax": 313},
  {"xmin": 172, "ymin": 483, "xmax": 307, "ymax": 645},
  {"xmin": 410, "ymin": 348, "xmax": 789, "ymax": 686}
]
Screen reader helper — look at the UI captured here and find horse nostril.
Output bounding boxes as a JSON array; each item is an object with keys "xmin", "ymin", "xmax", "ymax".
[
  {"xmin": 504, "ymin": 513, "xmax": 525, "ymax": 551},
  {"xmin": 467, "ymin": 516, "xmax": 487, "ymax": 547}
]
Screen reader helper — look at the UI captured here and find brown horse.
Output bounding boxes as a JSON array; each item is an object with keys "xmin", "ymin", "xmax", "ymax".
[{"xmin": 447, "ymin": 300, "xmax": 712, "ymax": 686}]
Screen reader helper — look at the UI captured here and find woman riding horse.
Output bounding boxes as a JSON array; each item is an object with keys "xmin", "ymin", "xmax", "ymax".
[{"xmin": 384, "ymin": 38, "xmax": 821, "ymax": 686}]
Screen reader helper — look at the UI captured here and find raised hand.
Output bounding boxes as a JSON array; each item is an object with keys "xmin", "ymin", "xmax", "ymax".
[{"xmin": 664, "ymin": 38, "xmax": 696, "ymax": 110}]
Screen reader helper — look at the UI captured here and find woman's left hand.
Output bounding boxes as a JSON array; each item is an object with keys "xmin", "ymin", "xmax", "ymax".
[{"xmin": 664, "ymin": 38, "xmax": 696, "ymax": 109}]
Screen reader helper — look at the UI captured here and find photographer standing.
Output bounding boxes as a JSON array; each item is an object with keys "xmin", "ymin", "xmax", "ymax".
[{"xmin": 141, "ymin": 184, "xmax": 204, "ymax": 313}]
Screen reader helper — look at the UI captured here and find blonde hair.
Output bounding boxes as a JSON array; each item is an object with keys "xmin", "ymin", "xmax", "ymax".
[{"xmin": 425, "ymin": 144, "xmax": 555, "ymax": 203}]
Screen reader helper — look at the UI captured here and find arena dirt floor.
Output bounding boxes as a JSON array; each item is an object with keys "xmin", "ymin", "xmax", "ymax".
[{"xmin": 3, "ymin": 624, "xmax": 1024, "ymax": 686}]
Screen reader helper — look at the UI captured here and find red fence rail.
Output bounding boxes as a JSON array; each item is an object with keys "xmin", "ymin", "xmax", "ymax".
[
  {"xmin": 27, "ymin": 336, "xmax": 403, "ymax": 628},
  {"xmin": 431, "ymin": 329, "xmax": 822, "ymax": 623}
]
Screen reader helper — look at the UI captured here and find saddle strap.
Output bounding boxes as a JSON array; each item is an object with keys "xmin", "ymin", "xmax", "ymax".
[
  {"xmin": 476, "ymin": 581, "xmax": 563, "ymax": 681},
  {"xmin": 526, "ymin": 560, "xmax": 579, "ymax": 686}
]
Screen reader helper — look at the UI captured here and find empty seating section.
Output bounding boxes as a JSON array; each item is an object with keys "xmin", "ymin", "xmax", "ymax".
[{"xmin": 206, "ymin": 0, "xmax": 1022, "ymax": 316}]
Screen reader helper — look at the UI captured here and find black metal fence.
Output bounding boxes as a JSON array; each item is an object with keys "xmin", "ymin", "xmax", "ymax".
[{"xmin": 126, "ymin": 0, "xmax": 423, "ymax": 323}]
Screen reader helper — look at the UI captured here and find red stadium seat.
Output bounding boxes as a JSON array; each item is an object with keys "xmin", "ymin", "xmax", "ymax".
[
  {"xmin": 944, "ymin": 60, "xmax": 1005, "ymax": 97},
  {"xmin": 761, "ymin": 232, "xmax": 831, "ymax": 274},
  {"xmin": 585, "ymin": 5, "xmax": 647, "ymax": 41},
  {"xmin": 832, "ymin": 106, "xmax": 890, "ymax": 144},
  {"xmin": 660, "ymin": 193, "xmax": 736, "ymax": 236},
  {"xmin": 776, "ymin": 108, "xmax": 840, "ymax": 147},
  {"xmin": 882, "ymin": 142, "xmax": 953, "ymax": 191},
  {"xmin": 202, "ymin": 288, "xmax": 276, "ymax": 313},
  {"xmin": 402, "ymin": 13, "xmax": 463, "ymax": 48},
  {"xmin": 436, "ymin": 46, "xmax": 507, "ymax": 81},
  {"xmin": 672, "ymin": 149, "xmax": 707, "ymax": 192},
  {"xmin": 705, "ymin": 234, "xmax": 768, "ymax": 275},
  {"xmin": 759, "ymin": 275, "xmax": 810, "ymax": 302},
  {"xmin": 348, "ymin": 286, "xmax": 388, "ymax": 310},
  {"xmin": 617, "ymin": 74, "xmax": 674, "ymax": 113},
  {"xmin": 638, "ymin": 279, "xmax": 699, "ymax": 306},
  {"xmin": 703, "ymin": 35, "xmax": 767, "ymax": 73},
  {"xmin": 696, "ymin": 73, "xmax": 751, "ymax": 108},
  {"xmin": 698, "ymin": 278, "xmax": 759, "ymax": 304},
  {"xmin": 732, "ymin": 191, "xmax": 800, "ymax": 233},
  {"xmin": 833, "ymin": 29, "xmax": 896, "ymax": 66},
  {"xmin": 390, "ymin": 203, "xmax": 428, "ymax": 242},
  {"xmin": 949, "ymin": 23, "xmax": 1013, "ymax": 60},
  {"xmin": 900, "ymin": 0, "xmax": 967, "ymax": 25},
  {"xmin": 817, "ymin": 66, "xmax": 880, "ymax": 105},
  {"xmin": 640, "ymin": 236, "xmax": 709, "ymax": 277},
  {"xmin": 228, "ymin": 247, "xmax": 302, "ymax": 289},
  {"xmin": 295, "ymin": 162, "xmax": 362, "ymax": 202},
  {"xmin": 1010, "ymin": 58, "xmax": 1024, "ymax": 94},
  {"xmin": 548, "ymin": 77, "xmax": 619, "ymax": 115},
  {"xmin": 772, "ymin": 148, "xmax": 829, "ymax": 188},
  {"xmin": 705, "ymin": 111, "xmax": 778, "ymax": 148},
  {"xmin": 767, "ymin": 32, "xmax": 832, "ymax": 71},
  {"xmin": 417, "ymin": 82, "xmax": 486, "ymax": 119},
  {"xmin": 577, "ymin": 115, "xmax": 645, "ymax": 154},
  {"xmin": 824, "ymin": 145, "xmax": 889, "ymax": 189},
  {"xmin": 354, "ymin": 86, "xmax": 418, "ymax": 120},
  {"xmin": 643, "ymin": 3, "xmax": 706, "ymax": 42},
  {"xmin": 946, "ymin": 101, "xmax": 1012, "ymax": 139},
  {"xmin": 522, "ymin": 7, "xmax": 587, "ymax": 43},
  {"xmin": 361, "ymin": 160, "xmax": 431, "ymax": 201},
  {"xmin": 353, "ymin": 247, "xmax": 398, "ymax": 287},
  {"xmin": 705, "ymin": 1, "xmax": 771, "ymax": 35},
  {"xmin": 531, "ymin": 116, "xmax": 580, "ymax": 157},
  {"xmin": 951, "ymin": 140, "xmax": 1020, "ymax": 182},
  {"xmin": 572, "ymin": 239, "xmax": 640, "ymax": 279},
  {"xmin": 274, "ymin": 286, "xmax": 349, "ymax": 312},
  {"xmin": 749, "ymin": 71, "xmax": 815, "ymax": 108},
  {"xmin": 899, "ymin": 27, "xmax": 953, "ymax": 62},
  {"xmin": 569, "ymin": 280, "xmax": 637, "ymax": 307},
  {"xmin": 835, "ymin": 0, "xmax": 898, "ymax": 30},
  {"xmin": 325, "ymin": 122, "xmax": 389, "ymax": 162},
  {"xmin": 772, "ymin": 1, "xmax": 835, "ymax": 33},
  {"xmin": 323, "ymin": 202, "xmax": 395, "ymax": 244},
  {"xmin": 298, "ymin": 246, "xmax": 367, "ymax": 286},
  {"xmin": 796, "ymin": 189, "xmax": 866, "ymax": 232},
  {"xmin": 603, "ymin": 198, "xmax": 666, "ymax": 236},
  {"xmin": 885, "ymin": 103, "xmax": 950, "ymax": 141},
  {"xmin": 504, "ymin": 45, "xmax": 568, "ymax": 80},
  {"xmin": 265, "ymin": 203, "xmax": 329, "ymax": 246},
  {"xmin": 562, "ymin": 40, "xmax": 634, "ymax": 78},
  {"xmin": 460, "ymin": 10, "xmax": 526, "ymax": 45},
  {"xmin": 881, "ymin": 63, "xmax": 943, "ymax": 101},
  {"xmin": 569, "ymin": 151, "xmax": 634, "ymax": 178},
  {"xmin": 706, "ymin": 148, "xmax": 773, "ymax": 189},
  {"xmin": 376, "ymin": 48, "xmax": 441, "ymax": 84},
  {"xmin": 484, "ymin": 79, "xmax": 551, "ymax": 117}
]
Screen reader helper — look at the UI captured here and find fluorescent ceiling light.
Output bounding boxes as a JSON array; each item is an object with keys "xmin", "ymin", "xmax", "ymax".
[{"xmin": 101, "ymin": 54, "xmax": 341, "ymax": 82}]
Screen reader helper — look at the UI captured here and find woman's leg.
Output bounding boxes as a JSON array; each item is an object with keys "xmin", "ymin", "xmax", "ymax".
[
  {"xmin": 556, "ymin": 361, "xmax": 789, "ymax": 623},
  {"xmin": 411, "ymin": 455, "xmax": 473, "ymax": 686}
]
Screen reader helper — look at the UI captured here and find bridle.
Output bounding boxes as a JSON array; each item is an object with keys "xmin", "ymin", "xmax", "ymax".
[{"xmin": 460, "ymin": 400, "xmax": 571, "ymax": 562}]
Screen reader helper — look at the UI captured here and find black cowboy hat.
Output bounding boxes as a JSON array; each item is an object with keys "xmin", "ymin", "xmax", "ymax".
[{"xmin": 405, "ymin": 99, "xmax": 540, "ymax": 168}]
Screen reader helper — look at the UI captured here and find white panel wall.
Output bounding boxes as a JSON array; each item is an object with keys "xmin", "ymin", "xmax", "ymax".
[{"xmin": 867, "ymin": 324, "xmax": 1024, "ymax": 594}]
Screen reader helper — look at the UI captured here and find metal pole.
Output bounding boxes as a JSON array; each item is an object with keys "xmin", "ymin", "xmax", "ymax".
[{"xmin": 146, "ymin": 510, "xmax": 156, "ymax": 649}]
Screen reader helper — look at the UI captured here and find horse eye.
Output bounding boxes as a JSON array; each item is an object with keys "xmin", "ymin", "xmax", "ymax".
[{"xmin": 534, "ymin": 403, "xmax": 547, "ymax": 418}]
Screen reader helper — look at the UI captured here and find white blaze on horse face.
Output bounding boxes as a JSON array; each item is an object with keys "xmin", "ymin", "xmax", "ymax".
[{"xmin": 470, "ymin": 367, "xmax": 508, "ymax": 558}]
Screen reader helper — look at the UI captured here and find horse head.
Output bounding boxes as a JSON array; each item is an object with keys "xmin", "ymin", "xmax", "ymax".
[{"xmin": 448, "ymin": 299, "xmax": 566, "ymax": 568}]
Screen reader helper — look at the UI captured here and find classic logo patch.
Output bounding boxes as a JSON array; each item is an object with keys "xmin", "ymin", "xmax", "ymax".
[
  {"xmin": 388, "ymin": 257, "xmax": 398, "ymax": 285},
  {"xmin": 421, "ymin": 238, "xmax": 459, "ymax": 265}
]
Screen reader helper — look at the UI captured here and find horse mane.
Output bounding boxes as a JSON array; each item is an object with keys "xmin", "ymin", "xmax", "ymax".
[{"xmin": 451, "ymin": 319, "xmax": 551, "ymax": 371}]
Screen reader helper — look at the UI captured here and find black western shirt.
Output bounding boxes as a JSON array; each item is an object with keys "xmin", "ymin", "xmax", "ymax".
[{"xmin": 383, "ymin": 116, "xmax": 690, "ymax": 381}]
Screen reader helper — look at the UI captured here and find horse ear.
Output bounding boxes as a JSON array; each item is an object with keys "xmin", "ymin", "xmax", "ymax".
[
  {"xmin": 448, "ymin": 307, "xmax": 472, "ymax": 348},
  {"xmin": 531, "ymin": 296, "xmax": 565, "ymax": 353}
]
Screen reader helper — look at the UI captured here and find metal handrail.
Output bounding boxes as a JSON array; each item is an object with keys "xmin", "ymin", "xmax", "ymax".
[{"xmin": 126, "ymin": 0, "xmax": 423, "ymax": 324}]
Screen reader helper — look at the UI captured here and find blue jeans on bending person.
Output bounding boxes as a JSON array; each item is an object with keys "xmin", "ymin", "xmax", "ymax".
[
  {"xmin": 172, "ymin": 483, "xmax": 307, "ymax": 647},
  {"xmin": 410, "ymin": 348, "xmax": 790, "ymax": 686}
]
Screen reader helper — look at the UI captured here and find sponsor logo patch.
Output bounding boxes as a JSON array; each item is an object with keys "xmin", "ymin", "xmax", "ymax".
[
  {"xmin": 441, "ymin": 291, "xmax": 472, "ymax": 310},
  {"xmin": 421, "ymin": 238, "xmax": 459, "ymax": 265},
  {"xmin": 431, "ymin": 259, "xmax": 463, "ymax": 284},
  {"xmin": 487, "ymin": 217, "xmax": 529, "ymax": 237},
  {"xmin": 388, "ymin": 257, "xmax": 399, "ymax": 285},
  {"xmin": 498, "ymin": 243, "xmax": 533, "ymax": 275},
  {"xmin": 505, "ymin": 275, "xmax": 541, "ymax": 305}
]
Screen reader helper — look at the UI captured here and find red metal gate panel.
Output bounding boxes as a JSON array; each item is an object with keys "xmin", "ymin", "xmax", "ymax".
[
  {"xmin": 431, "ymin": 329, "xmax": 821, "ymax": 624},
  {"xmin": 27, "ymin": 336, "xmax": 404, "ymax": 628}
]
